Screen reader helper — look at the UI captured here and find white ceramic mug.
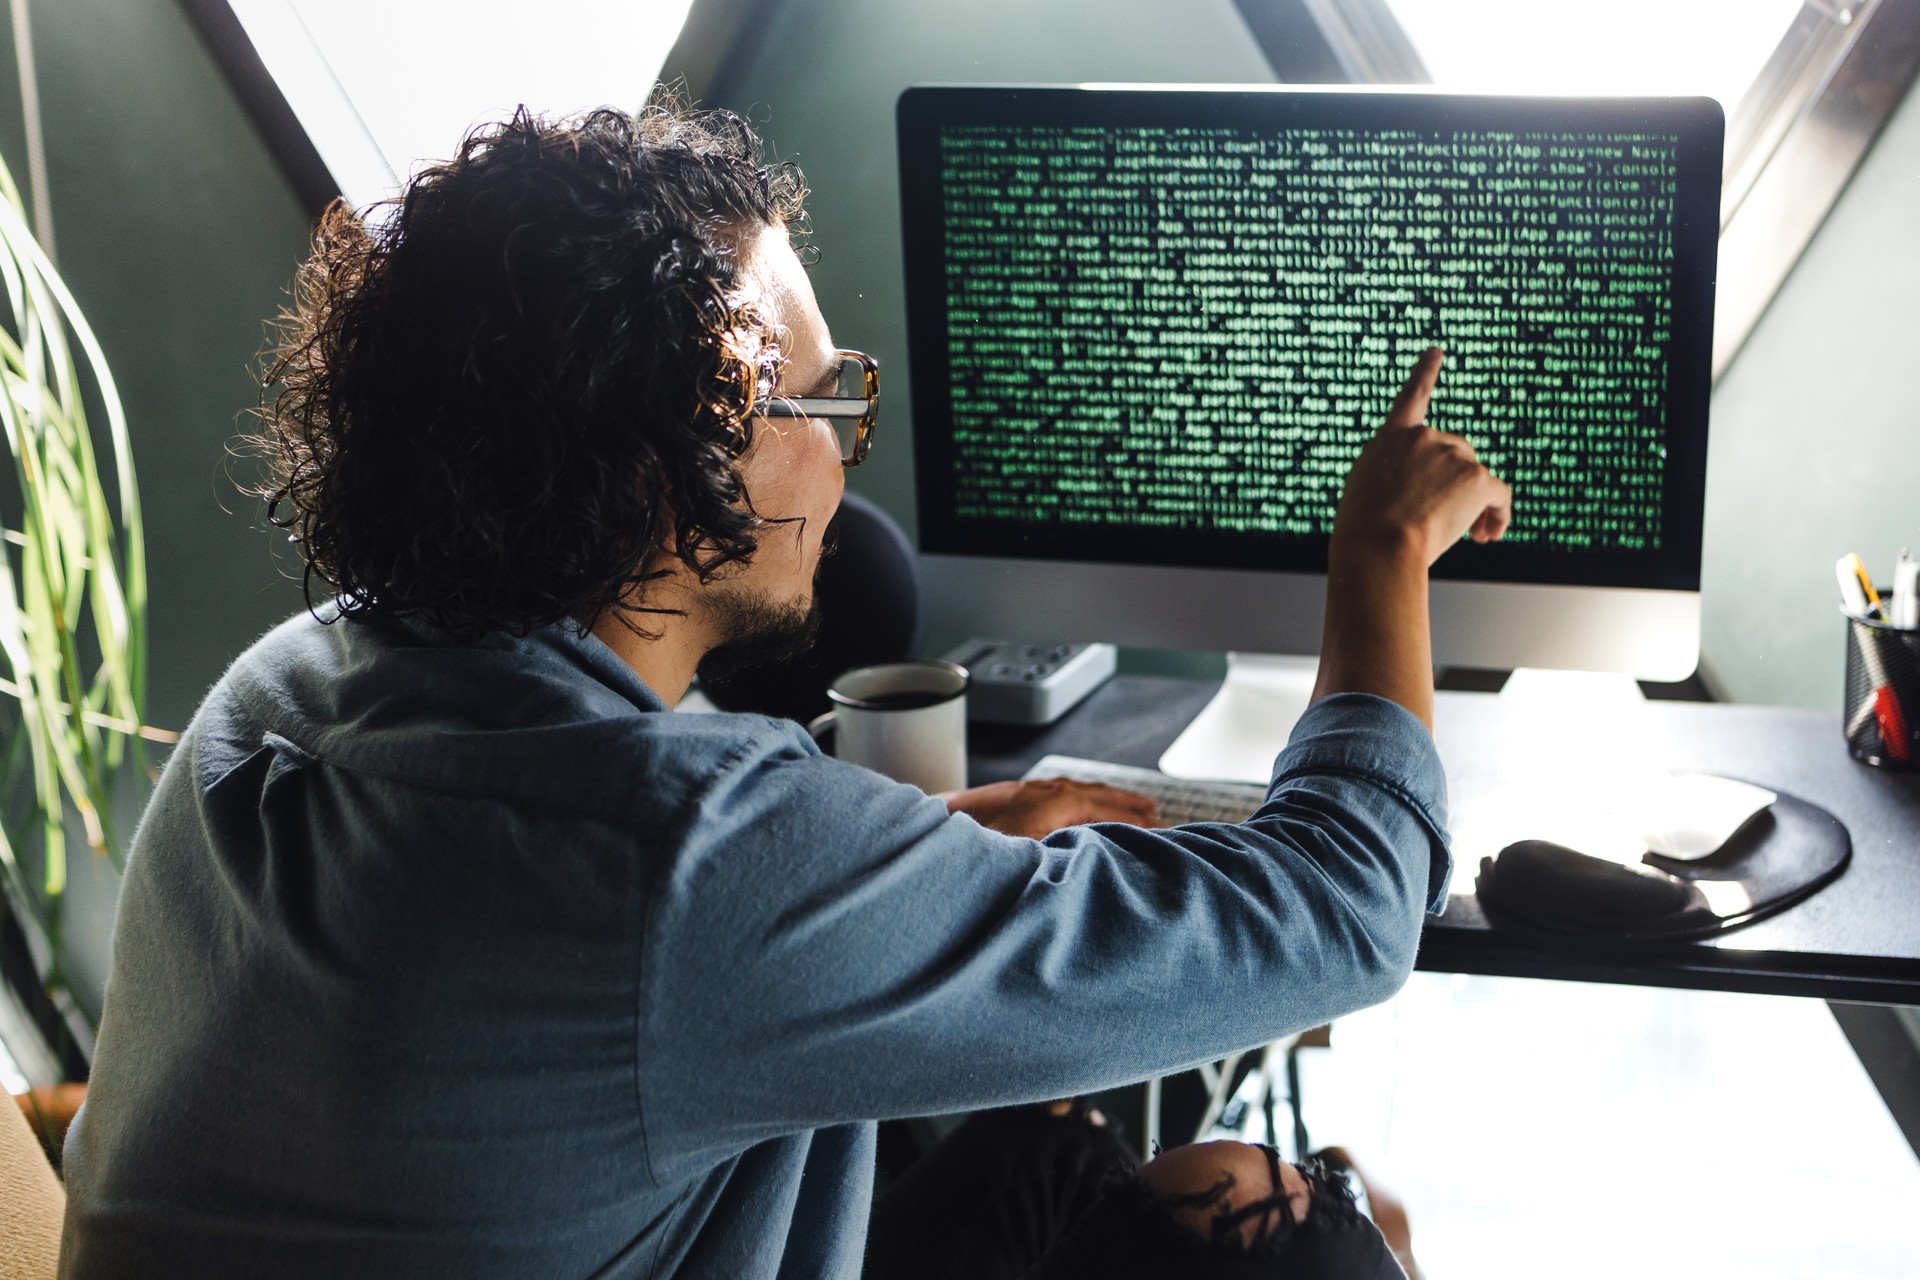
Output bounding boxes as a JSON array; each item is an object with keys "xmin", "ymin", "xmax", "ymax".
[{"xmin": 810, "ymin": 661, "xmax": 969, "ymax": 792}]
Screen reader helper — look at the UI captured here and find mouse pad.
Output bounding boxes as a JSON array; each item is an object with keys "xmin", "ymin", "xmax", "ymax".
[{"xmin": 1473, "ymin": 788, "xmax": 1850, "ymax": 941}]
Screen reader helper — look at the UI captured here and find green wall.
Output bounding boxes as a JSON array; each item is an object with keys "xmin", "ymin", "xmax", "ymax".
[
  {"xmin": 0, "ymin": 0, "xmax": 313, "ymax": 1019},
  {"xmin": 1703, "ymin": 76, "xmax": 1920, "ymax": 710}
]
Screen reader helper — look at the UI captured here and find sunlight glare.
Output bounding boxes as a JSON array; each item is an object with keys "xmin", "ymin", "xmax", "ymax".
[
  {"xmin": 289, "ymin": 0, "xmax": 696, "ymax": 186},
  {"xmin": 1384, "ymin": 0, "xmax": 1806, "ymax": 110}
]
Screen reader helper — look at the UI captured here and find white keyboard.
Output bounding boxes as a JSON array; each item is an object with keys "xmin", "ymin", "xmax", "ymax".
[{"xmin": 1023, "ymin": 755, "xmax": 1269, "ymax": 826}]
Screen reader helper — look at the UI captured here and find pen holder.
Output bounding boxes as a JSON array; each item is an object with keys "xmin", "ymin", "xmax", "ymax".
[{"xmin": 1843, "ymin": 607, "xmax": 1920, "ymax": 768}]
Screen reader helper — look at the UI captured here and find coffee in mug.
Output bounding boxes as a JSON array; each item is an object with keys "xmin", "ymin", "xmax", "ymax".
[{"xmin": 810, "ymin": 661, "xmax": 969, "ymax": 792}]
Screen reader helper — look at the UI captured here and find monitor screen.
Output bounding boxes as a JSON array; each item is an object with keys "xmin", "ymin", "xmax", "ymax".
[{"xmin": 897, "ymin": 87, "xmax": 1721, "ymax": 604}]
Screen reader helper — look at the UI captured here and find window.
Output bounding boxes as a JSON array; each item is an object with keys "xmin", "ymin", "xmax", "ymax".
[
  {"xmin": 1382, "ymin": 0, "xmax": 1803, "ymax": 109},
  {"xmin": 194, "ymin": 0, "xmax": 695, "ymax": 211}
]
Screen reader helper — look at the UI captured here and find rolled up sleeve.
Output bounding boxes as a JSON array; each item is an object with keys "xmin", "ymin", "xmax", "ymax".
[{"xmin": 1270, "ymin": 691, "xmax": 1452, "ymax": 915}]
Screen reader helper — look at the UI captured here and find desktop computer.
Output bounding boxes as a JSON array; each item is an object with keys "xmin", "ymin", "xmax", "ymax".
[
  {"xmin": 896, "ymin": 85, "xmax": 1722, "ymax": 778},
  {"xmin": 893, "ymin": 85, "xmax": 1872, "ymax": 1044}
]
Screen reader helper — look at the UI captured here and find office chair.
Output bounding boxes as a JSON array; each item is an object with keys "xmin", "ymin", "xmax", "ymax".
[{"xmin": 1, "ymin": 1096, "xmax": 63, "ymax": 1279}]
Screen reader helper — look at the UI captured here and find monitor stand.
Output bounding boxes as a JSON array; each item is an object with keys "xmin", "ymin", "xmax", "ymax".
[{"xmin": 1158, "ymin": 653, "xmax": 1318, "ymax": 785}]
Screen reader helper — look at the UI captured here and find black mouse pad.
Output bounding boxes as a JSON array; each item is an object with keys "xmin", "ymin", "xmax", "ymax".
[{"xmin": 1473, "ymin": 788, "xmax": 1850, "ymax": 941}]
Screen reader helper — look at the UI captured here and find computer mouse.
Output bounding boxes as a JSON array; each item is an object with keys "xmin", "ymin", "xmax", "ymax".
[{"xmin": 1477, "ymin": 838, "xmax": 1714, "ymax": 931}]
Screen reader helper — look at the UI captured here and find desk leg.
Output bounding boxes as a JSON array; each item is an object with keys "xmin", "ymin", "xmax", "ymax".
[
  {"xmin": 1829, "ymin": 1002, "xmax": 1920, "ymax": 1161},
  {"xmin": 1143, "ymin": 1075, "xmax": 1162, "ymax": 1156}
]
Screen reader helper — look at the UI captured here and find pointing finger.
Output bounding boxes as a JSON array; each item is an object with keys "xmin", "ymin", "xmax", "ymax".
[{"xmin": 1383, "ymin": 346, "xmax": 1442, "ymax": 430}]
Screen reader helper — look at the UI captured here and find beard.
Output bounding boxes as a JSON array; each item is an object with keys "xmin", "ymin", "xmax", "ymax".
[{"xmin": 696, "ymin": 584, "xmax": 823, "ymax": 684}]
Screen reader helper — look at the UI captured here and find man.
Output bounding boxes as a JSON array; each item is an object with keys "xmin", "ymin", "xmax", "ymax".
[{"xmin": 60, "ymin": 100, "xmax": 1508, "ymax": 1278}]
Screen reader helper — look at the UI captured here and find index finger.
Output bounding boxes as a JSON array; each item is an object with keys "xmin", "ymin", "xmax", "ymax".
[{"xmin": 1383, "ymin": 346, "xmax": 1443, "ymax": 430}]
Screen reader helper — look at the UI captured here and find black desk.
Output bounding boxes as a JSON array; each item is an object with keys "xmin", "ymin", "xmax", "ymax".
[{"xmin": 971, "ymin": 676, "xmax": 1920, "ymax": 1005}]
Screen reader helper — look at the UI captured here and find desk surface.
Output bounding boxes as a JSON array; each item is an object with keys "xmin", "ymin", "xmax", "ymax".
[{"xmin": 970, "ymin": 677, "xmax": 1920, "ymax": 1005}]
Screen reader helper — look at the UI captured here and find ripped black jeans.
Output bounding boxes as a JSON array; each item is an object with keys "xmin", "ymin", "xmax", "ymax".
[{"xmin": 864, "ymin": 1106, "xmax": 1403, "ymax": 1279}]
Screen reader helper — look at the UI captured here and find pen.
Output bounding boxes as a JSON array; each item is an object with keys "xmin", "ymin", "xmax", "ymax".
[
  {"xmin": 1890, "ymin": 548, "xmax": 1919, "ymax": 762},
  {"xmin": 1836, "ymin": 553, "xmax": 1872, "ymax": 618},
  {"xmin": 1880, "ymin": 688, "xmax": 1913, "ymax": 763},
  {"xmin": 1845, "ymin": 637, "xmax": 1911, "ymax": 763},
  {"xmin": 1842, "ymin": 552, "xmax": 1883, "ymax": 618},
  {"xmin": 1894, "ymin": 548, "xmax": 1918, "ymax": 630},
  {"xmin": 1840, "ymin": 551, "xmax": 1903, "ymax": 760}
]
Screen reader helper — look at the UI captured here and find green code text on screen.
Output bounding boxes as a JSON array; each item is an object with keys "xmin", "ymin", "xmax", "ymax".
[{"xmin": 938, "ymin": 123, "xmax": 1678, "ymax": 553}]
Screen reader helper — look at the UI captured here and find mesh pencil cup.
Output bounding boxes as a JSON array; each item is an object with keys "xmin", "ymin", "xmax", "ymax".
[{"xmin": 1843, "ymin": 606, "xmax": 1920, "ymax": 768}]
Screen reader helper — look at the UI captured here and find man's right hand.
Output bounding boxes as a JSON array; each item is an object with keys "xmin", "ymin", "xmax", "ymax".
[
  {"xmin": 1331, "ymin": 346, "xmax": 1511, "ymax": 566},
  {"xmin": 1311, "ymin": 347, "xmax": 1511, "ymax": 730},
  {"xmin": 940, "ymin": 777, "xmax": 1163, "ymax": 839}
]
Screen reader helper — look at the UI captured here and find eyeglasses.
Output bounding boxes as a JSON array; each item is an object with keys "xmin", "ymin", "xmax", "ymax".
[{"xmin": 758, "ymin": 349, "xmax": 878, "ymax": 468}]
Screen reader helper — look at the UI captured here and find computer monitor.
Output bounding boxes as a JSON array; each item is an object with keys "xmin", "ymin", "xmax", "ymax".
[{"xmin": 896, "ymin": 86, "xmax": 1721, "ymax": 688}]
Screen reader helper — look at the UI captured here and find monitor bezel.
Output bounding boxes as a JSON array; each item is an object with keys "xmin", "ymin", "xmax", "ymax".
[{"xmin": 896, "ymin": 84, "xmax": 1722, "ymax": 594}]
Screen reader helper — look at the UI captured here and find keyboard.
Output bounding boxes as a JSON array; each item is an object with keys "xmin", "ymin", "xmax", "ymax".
[{"xmin": 1023, "ymin": 755, "xmax": 1269, "ymax": 826}]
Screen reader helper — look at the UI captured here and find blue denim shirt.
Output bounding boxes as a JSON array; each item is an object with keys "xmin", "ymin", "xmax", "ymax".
[{"xmin": 61, "ymin": 612, "xmax": 1449, "ymax": 1279}]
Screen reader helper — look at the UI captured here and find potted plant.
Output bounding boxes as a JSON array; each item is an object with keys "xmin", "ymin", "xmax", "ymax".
[{"xmin": 0, "ymin": 140, "xmax": 153, "ymax": 1079}]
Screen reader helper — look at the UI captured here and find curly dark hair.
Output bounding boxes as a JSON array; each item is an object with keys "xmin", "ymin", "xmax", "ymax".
[{"xmin": 251, "ymin": 97, "xmax": 808, "ymax": 639}]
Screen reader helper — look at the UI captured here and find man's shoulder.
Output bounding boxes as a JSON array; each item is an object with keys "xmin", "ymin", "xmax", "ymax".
[{"xmin": 192, "ymin": 610, "xmax": 823, "ymax": 825}]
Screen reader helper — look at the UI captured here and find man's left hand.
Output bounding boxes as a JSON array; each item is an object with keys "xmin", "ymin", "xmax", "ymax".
[{"xmin": 940, "ymin": 777, "xmax": 1163, "ymax": 839}]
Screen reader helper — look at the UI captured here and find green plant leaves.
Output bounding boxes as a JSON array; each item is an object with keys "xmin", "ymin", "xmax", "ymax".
[{"xmin": 0, "ymin": 146, "xmax": 150, "ymax": 949}]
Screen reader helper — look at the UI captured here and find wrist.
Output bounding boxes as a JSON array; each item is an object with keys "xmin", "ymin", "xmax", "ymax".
[{"xmin": 1328, "ymin": 525, "xmax": 1428, "ymax": 581}]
